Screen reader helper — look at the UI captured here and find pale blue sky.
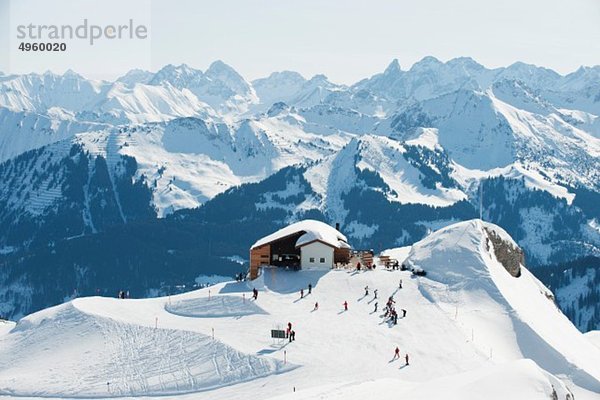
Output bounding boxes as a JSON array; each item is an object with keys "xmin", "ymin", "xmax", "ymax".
[{"xmin": 2, "ymin": 0, "xmax": 600, "ymax": 83}]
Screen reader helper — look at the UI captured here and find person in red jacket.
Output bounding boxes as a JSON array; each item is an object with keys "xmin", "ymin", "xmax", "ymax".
[
  {"xmin": 343, "ymin": 301, "xmax": 348, "ymax": 311},
  {"xmin": 394, "ymin": 347, "xmax": 400, "ymax": 360}
]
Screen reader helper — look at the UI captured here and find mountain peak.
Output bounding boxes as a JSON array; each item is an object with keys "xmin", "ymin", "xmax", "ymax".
[
  {"xmin": 309, "ymin": 73, "xmax": 330, "ymax": 82},
  {"xmin": 447, "ymin": 56, "xmax": 484, "ymax": 70},
  {"xmin": 206, "ymin": 60, "xmax": 237, "ymax": 75},
  {"xmin": 149, "ymin": 63, "xmax": 203, "ymax": 86},
  {"xmin": 411, "ymin": 56, "xmax": 443, "ymax": 70},
  {"xmin": 384, "ymin": 59, "xmax": 402, "ymax": 75},
  {"xmin": 63, "ymin": 69, "xmax": 83, "ymax": 79},
  {"xmin": 116, "ymin": 69, "xmax": 154, "ymax": 86},
  {"xmin": 204, "ymin": 60, "xmax": 252, "ymax": 97}
]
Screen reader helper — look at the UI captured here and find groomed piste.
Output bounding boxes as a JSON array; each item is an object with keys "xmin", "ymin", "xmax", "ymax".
[{"xmin": 0, "ymin": 220, "xmax": 599, "ymax": 400}]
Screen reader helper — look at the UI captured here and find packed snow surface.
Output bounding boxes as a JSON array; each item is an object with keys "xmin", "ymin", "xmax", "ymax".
[{"xmin": 0, "ymin": 220, "xmax": 599, "ymax": 399}]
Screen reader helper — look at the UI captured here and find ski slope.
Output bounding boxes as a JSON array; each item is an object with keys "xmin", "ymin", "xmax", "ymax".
[{"xmin": 0, "ymin": 220, "xmax": 599, "ymax": 399}]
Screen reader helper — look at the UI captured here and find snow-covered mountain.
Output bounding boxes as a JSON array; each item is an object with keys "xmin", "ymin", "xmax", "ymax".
[
  {"xmin": 0, "ymin": 57, "xmax": 599, "ymax": 329},
  {"xmin": 1, "ymin": 220, "xmax": 598, "ymax": 399}
]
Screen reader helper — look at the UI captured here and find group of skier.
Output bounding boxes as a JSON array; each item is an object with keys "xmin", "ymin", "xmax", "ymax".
[
  {"xmin": 299, "ymin": 283, "xmax": 313, "ymax": 299},
  {"xmin": 393, "ymin": 347, "xmax": 409, "ymax": 365},
  {"xmin": 252, "ymin": 273, "xmax": 411, "ymax": 366}
]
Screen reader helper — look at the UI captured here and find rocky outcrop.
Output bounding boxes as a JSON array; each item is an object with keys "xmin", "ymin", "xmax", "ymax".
[{"xmin": 484, "ymin": 227, "xmax": 523, "ymax": 277}]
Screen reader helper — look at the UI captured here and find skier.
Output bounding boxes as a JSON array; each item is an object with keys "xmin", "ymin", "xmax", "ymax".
[
  {"xmin": 374, "ymin": 289, "xmax": 378, "ymax": 299},
  {"xmin": 374, "ymin": 302, "xmax": 378, "ymax": 313},
  {"xmin": 356, "ymin": 262, "xmax": 361, "ymax": 271},
  {"xmin": 291, "ymin": 330, "xmax": 296, "ymax": 342},
  {"xmin": 253, "ymin": 288, "xmax": 258, "ymax": 300},
  {"xmin": 308, "ymin": 283, "xmax": 312, "ymax": 294},
  {"xmin": 301, "ymin": 289, "xmax": 304, "ymax": 298},
  {"xmin": 343, "ymin": 301, "xmax": 348, "ymax": 311},
  {"xmin": 399, "ymin": 279, "xmax": 403, "ymax": 289},
  {"xmin": 402, "ymin": 309, "xmax": 407, "ymax": 318},
  {"xmin": 364, "ymin": 286, "xmax": 369, "ymax": 296},
  {"xmin": 405, "ymin": 353, "xmax": 409, "ymax": 365},
  {"xmin": 394, "ymin": 347, "xmax": 400, "ymax": 360},
  {"xmin": 314, "ymin": 302, "xmax": 319, "ymax": 311}
]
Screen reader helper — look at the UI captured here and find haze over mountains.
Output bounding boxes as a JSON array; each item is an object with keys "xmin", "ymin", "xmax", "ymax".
[{"xmin": 0, "ymin": 57, "xmax": 599, "ymax": 329}]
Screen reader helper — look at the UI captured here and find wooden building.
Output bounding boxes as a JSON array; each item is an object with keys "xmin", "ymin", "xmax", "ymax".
[{"xmin": 249, "ymin": 220, "xmax": 351, "ymax": 279}]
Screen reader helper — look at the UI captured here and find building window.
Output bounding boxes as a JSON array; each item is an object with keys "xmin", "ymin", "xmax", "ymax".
[
  {"xmin": 320, "ymin": 258, "xmax": 325, "ymax": 263},
  {"xmin": 309, "ymin": 257, "xmax": 315, "ymax": 262}
]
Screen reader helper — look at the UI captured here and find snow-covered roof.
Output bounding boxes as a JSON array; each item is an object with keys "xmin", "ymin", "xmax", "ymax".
[{"xmin": 250, "ymin": 219, "xmax": 349, "ymax": 250}]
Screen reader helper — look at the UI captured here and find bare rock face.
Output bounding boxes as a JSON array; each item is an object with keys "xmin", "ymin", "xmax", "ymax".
[{"xmin": 484, "ymin": 227, "xmax": 523, "ymax": 278}]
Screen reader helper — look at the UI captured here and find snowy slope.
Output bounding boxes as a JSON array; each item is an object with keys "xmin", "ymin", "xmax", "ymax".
[
  {"xmin": 0, "ymin": 107, "xmax": 108, "ymax": 162},
  {"xmin": 0, "ymin": 220, "xmax": 598, "ymax": 399},
  {"xmin": 303, "ymin": 134, "xmax": 467, "ymax": 223},
  {"xmin": 406, "ymin": 220, "xmax": 600, "ymax": 392},
  {"xmin": 586, "ymin": 331, "xmax": 600, "ymax": 350},
  {"xmin": 0, "ymin": 301, "xmax": 289, "ymax": 397}
]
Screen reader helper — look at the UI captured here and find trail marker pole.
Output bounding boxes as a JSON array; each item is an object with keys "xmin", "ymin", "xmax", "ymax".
[
  {"xmin": 155, "ymin": 317, "xmax": 158, "ymax": 329},
  {"xmin": 209, "ymin": 289, "xmax": 211, "ymax": 301},
  {"xmin": 212, "ymin": 327, "xmax": 215, "ymax": 340},
  {"xmin": 284, "ymin": 350, "xmax": 287, "ymax": 364},
  {"xmin": 243, "ymin": 293, "xmax": 245, "ymax": 303},
  {"xmin": 455, "ymin": 306, "xmax": 458, "ymax": 320},
  {"xmin": 471, "ymin": 328, "xmax": 474, "ymax": 342}
]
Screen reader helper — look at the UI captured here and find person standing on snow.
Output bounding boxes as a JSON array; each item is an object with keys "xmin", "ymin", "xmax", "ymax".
[
  {"xmin": 399, "ymin": 279, "xmax": 403, "ymax": 289},
  {"xmin": 300, "ymin": 289, "xmax": 304, "ymax": 298},
  {"xmin": 253, "ymin": 288, "xmax": 258, "ymax": 300},
  {"xmin": 374, "ymin": 289, "xmax": 378, "ymax": 299},
  {"xmin": 402, "ymin": 309, "xmax": 407, "ymax": 318},
  {"xmin": 364, "ymin": 286, "xmax": 369, "ymax": 296},
  {"xmin": 405, "ymin": 353, "xmax": 409, "ymax": 365},
  {"xmin": 343, "ymin": 301, "xmax": 348, "ymax": 311},
  {"xmin": 374, "ymin": 302, "xmax": 378, "ymax": 313},
  {"xmin": 314, "ymin": 302, "xmax": 319, "ymax": 311},
  {"xmin": 308, "ymin": 283, "xmax": 312, "ymax": 294},
  {"xmin": 394, "ymin": 347, "xmax": 400, "ymax": 360}
]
